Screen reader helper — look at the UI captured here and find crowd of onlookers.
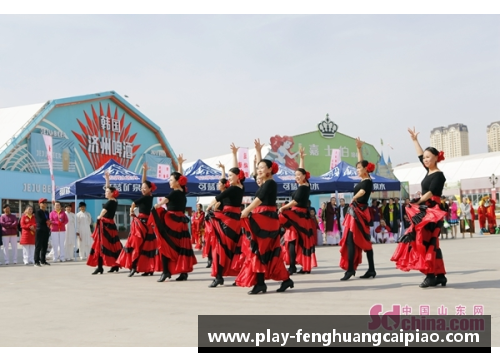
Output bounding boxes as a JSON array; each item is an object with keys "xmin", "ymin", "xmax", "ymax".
[
  {"xmin": 311, "ymin": 195, "xmax": 495, "ymax": 246},
  {"xmin": 0, "ymin": 201, "xmax": 93, "ymax": 266}
]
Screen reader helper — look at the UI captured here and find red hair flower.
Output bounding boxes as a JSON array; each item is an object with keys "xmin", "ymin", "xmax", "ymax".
[
  {"xmin": 437, "ymin": 151, "xmax": 445, "ymax": 162},
  {"xmin": 225, "ymin": 181, "xmax": 230, "ymax": 188},
  {"xmin": 238, "ymin": 169, "xmax": 245, "ymax": 180},
  {"xmin": 305, "ymin": 171, "xmax": 311, "ymax": 180},
  {"xmin": 271, "ymin": 162, "xmax": 279, "ymax": 175},
  {"xmin": 150, "ymin": 182, "xmax": 157, "ymax": 192},
  {"xmin": 112, "ymin": 190, "xmax": 120, "ymax": 198},
  {"xmin": 178, "ymin": 175, "xmax": 188, "ymax": 186},
  {"xmin": 366, "ymin": 162, "xmax": 375, "ymax": 173}
]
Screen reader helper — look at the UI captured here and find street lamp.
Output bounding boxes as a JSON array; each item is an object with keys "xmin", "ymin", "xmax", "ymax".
[
  {"xmin": 489, "ymin": 174, "xmax": 497, "ymax": 188},
  {"xmin": 489, "ymin": 173, "xmax": 498, "ymax": 202}
]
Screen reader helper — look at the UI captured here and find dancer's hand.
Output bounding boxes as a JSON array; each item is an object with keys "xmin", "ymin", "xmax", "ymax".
[
  {"xmin": 355, "ymin": 137, "xmax": 365, "ymax": 150},
  {"xmin": 177, "ymin": 154, "xmax": 187, "ymax": 164},
  {"xmin": 254, "ymin": 139, "xmax": 264, "ymax": 152},
  {"xmin": 299, "ymin": 146, "xmax": 306, "ymax": 158},
  {"xmin": 408, "ymin": 127, "xmax": 419, "ymax": 141},
  {"xmin": 241, "ymin": 209, "xmax": 250, "ymax": 218},
  {"xmin": 230, "ymin": 143, "xmax": 239, "ymax": 155}
]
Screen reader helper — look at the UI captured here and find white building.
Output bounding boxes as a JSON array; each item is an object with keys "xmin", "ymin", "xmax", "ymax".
[
  {"xmin": 487, "ymin": 121, "xmax": 500, "ymax": 153},
  {"xmin": 393, "ymin": 151, "xmax": 500, "ymax": 207},
  {"xmin": 430, "ymin": 123, "xmax": 470, "ymax": 158}
]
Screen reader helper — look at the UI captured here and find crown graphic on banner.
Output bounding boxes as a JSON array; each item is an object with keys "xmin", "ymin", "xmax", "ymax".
[{"xmin": 318, "ymin": 114, "xmax": 338, "ymax": 138}]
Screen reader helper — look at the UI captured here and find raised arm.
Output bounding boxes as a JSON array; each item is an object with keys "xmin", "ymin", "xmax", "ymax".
[
  {"xmin": 408, "ymin": 127, "xmax": 424, "ymax": 157},
  {"xmin": 104, "ymin": 170, "xmax": 110, "ymax": 188},
  {"xmin": 177, "ymin": 154, "xmax": 187, "ymax": 173},
  {"xmin": 142, "ymin": 162, "xmax": 148, "ymax": 183},
  {"xmin": 254, "ymin": 139, "xmax": 263, "ymax": 163},
  {"xmin": 299, "ymin": 145, "xmax": 306, "ymax": 169},
  {"xmin": 230, "ymin": 143, "xmax": 239, "ymax": 168},
  {"xmin": 216, "ymin": 161, "xmax": 226, "ymax": 178},
  {"xmin": 355, "ymin": 137, "xmax": 364, "ymax": 162}
]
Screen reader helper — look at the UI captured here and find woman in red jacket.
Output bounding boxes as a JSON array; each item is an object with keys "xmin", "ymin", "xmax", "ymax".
[{"xmin": 20, "ymin": 205, "xmax": 37, "ymax": 265}]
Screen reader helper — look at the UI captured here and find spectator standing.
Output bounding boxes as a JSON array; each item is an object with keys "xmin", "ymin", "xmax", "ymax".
[
  {"xmin": 49, "ymin": 201, "xmax": 69, "ymax": 262},
  {"xmin": 34, "ymin": 198, "xmax": 51, "ymax": 267},
  {"xmin": 383, "ymin": 198, "xmax": 400, "ymax": 236},
  {"xmin": 337, "ymin": 198, "xmax": 349, "ymax": 237},
  {"xmin": 448, "ymin": 197, "xmax": 459, "ymax": 239},
  {"xmin": 64, "ymin": 204, "xmax": 76, "ymax": 261},
  {"xmin": 459, "ymin": 196, "xmax": 475, "ymax": 238},
  {"xmin": 2, "ymin": 204, "xmax": 19, "ymax": 265},
  {"xmin": 20, "ymin": 205, "xmax": 36, "ymax": 265},
  {"xmin": 76, "ymin": 202, "xmax": 92, "ymax": 260}
]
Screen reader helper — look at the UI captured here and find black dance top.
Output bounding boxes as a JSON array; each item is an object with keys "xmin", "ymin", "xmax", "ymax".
[
  {"xmin": 215, "ymin": 186, "xmax": 244, "ymax": 207},
  {"xmin": 256, "ymin": 179, "xmax": 277, "ymax": 206},
  {"xmin": 419, "ymin": 155, "xmax": 446, "ymax": 196},
  {"xmin": 292, "ymin": 185, "xmax": 310, "ymax": 208},
  {"xmin": 103, "ymin": 200, "xmax": 118, "ymax": 219},
  {"xmin": 134, "ymin": 195, "xmax": 154, "ymax": 215},
  {"xmin": 354, "ymin": 179, "xmax": 373, "ymax": 204},
  {"xmin": 166, "ymin": 190, "xmax": 187, "ymax": 212}
]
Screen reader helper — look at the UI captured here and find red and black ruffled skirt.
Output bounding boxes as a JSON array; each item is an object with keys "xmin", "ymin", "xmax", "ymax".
[
  {"xmin": 235, "ymin": 206, "xmax": 289, "ymax": 287},
  {"xmin": 279, "ymin": 207, "xmax": 317, "ymax": 272},
  {"xmin": 206, "ymin": 206, "xmax": 242, "ymax": 277},
  {"xmin": 87, "ymin": 217, "xmax": 123, "ymax": 267},
  {"xmin": 339, "ymin": 202, "xmax": 372, "ymax": 271},
  {"xmin": 391, "ymin": 197, "xmax": 447, "ymax": 275},
  {"xmin": 117, "ymin": 213, "xmax": 160, "ymax": 273},
  {"xmin": 149, "ymin": 208, "xmax": 197, "ymax": 275}
]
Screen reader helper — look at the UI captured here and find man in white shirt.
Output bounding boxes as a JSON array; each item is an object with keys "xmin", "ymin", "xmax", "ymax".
[{"xmin": 76, "ymin": 202, "xmax": 92, "ymax": 260}]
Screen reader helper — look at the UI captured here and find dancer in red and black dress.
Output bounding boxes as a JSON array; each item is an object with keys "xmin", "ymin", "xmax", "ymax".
[
  {"xmin": 279, "ymin": 146, "xmax": 317, "ymax": 274},
  {"xmin": 87, "ymin": 171, "xmax": 123, "ymax": 274},
  {"xmin": 339, "ymin": 138, "xmax": 376, "ymax": 280},
  {"xmin": 236, "ymin": 139, "xmax": 294, "ymax": 295},
  {"xmin": 205, "ymin": 143, "xmax": 245, "ymax": 287},
  {"xmin": 117, "ymin": 163, "xmax": 159, "ymax": 277},
  {"xmin": 391, "ymin": 128, "xmax": 448, "ymax": 288},
  {"xmin": 203, "ymin": 163, "xmax": 228, "ymax": 269},
  {"xmin": 152, "ymin": 154, "xmax": 197, "ymax": 282}
]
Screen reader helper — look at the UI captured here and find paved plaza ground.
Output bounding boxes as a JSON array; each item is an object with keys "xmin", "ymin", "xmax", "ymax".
[{"xmin": 1, "ymin": 234, "xmax": 499, "ymax": 347}]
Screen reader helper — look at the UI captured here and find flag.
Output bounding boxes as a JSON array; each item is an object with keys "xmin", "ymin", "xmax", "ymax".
[
  {"xmin": 157, "ymin": 164, "xmax": 171, "ymax": 180},
  {"xmin": 330, "ymin": 149, "xmax": 341, "ymax": 169},
  {"xmin": 42, "ymin": 135, "xmax": 55, "ymax": 202},
  {"xmin": 237, "ymin": 147, "xmax": 250, "ymax": 178},
  {"xmin": 380, "ymin": 139, "xmax": 383, "ymax": 146}
]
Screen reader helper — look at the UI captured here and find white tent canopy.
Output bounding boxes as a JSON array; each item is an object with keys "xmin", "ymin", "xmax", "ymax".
[{"xmin": 393, "ymin": 151, "xmax": 500, "ymax": 188}]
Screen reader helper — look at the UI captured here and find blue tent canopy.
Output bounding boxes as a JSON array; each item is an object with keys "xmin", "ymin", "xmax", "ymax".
[
  {"xmin": 55, "ymin": 159, "xmax": 170, "ymax": 200},
  {"xmin": 267, "ymin": 161, "xmax": 332, "ymax": 195},
  {"xmin": 183, "ymin": 159, "xmax": 227, "ymax": 196},
  {"xmin": 319, "ymin": 161, "xmax": 401, "ymax": 192}
]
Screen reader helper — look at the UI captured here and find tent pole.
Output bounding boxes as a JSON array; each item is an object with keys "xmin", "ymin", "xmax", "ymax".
[
  {"xmin": 399, "ymin": 189, "xmax": 403, "ymax": 237},
  {"xmin": 74, "ymin": 194, "xmax": 78, "ymax": 261}
]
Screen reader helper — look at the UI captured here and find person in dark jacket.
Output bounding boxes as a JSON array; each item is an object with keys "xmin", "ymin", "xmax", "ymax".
[{"xmin": 34, "ymin": 198, "xmax": 52, "ymax": 266}]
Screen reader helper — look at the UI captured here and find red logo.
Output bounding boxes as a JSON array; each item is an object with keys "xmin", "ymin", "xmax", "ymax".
[{"xmin": 72, "ymin": 103, "xmax": 141, "ymax": 169}]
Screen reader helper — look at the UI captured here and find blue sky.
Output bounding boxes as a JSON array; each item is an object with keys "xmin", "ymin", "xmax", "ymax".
[{"xmin": 0, "ymin": 14, "xmax": 498, "ymax": 166}]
